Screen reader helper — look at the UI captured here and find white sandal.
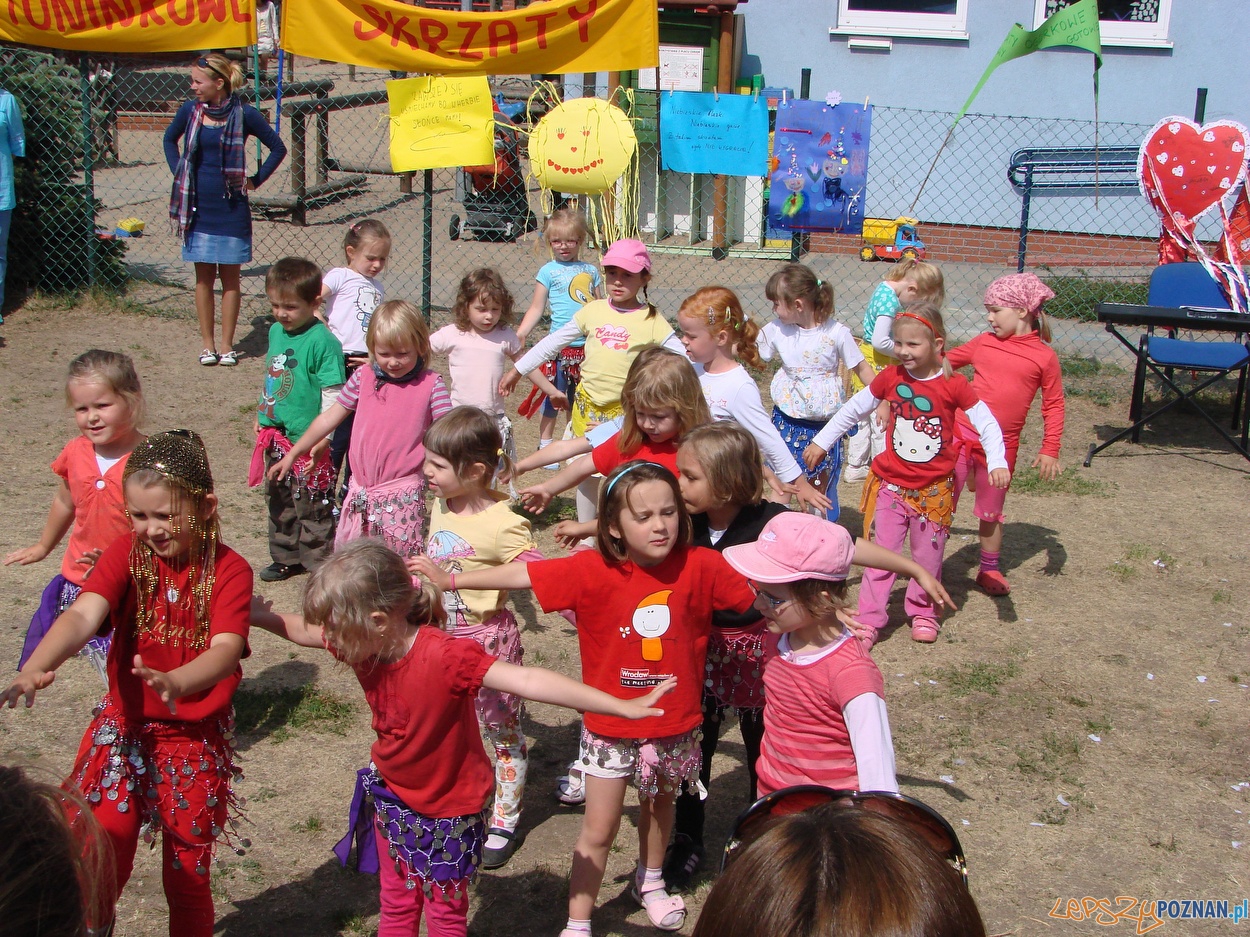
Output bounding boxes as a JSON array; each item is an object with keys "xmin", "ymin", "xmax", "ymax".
[
  {"xmin": 218, "ymin": 350, "xmax": 239, "ymax": 366},
  {"xmin": 199, "ymin": 349, "xmax": 219, "ymax": 366},
  {"xmin": 631, "ymin": 880, "xmax": 685, "ymax": 931}
]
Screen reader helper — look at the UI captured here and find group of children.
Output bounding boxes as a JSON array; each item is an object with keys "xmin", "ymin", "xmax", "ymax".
[{"xmin": 3, "ymin": 206, "xmax": 1066, "ymax": 937}]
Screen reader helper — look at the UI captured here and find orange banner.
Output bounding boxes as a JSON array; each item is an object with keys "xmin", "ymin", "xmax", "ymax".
[
  {"xmin": 0, "ymin": 0, "xmax": 255, "ymax": 52},
  {"xmin": 281, "ymin": 0, "xmax": 658, "ymax": 75}
]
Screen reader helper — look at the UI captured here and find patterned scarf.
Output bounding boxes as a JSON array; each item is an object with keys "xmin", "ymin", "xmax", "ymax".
[{"xmin": 168, "ymin": 94, "xmax": 247, "ymax": 236}]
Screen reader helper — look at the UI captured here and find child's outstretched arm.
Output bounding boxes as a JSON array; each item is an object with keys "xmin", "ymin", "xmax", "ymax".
[
  {"xmin": 964, "ymin": 402, "xmax": 1011, "ymax": 489},
  {"xmin": 1, "ymin": 593, "xmax": 111, "ymax": 708},
  {"xmin": 1033, "ymin": 354, "xmax": 1066, "ymax": 481},
  {"xmin": 484, "ymin": 662, "xmax": 675, "ymax": 720},
  {"xmin": 410, "ymin": 555, "xmax": 534, "ymax": 593},
  {"xmin": 845, "ymin": 693, "xmax": 899, "ymax": 793},
  {"xmin": 4, "ymin": 479, "xmax": 75, "ymax": 567},
  {"xmin": 133, "ymin": 632, "xmax": 245, "ymax": 715},
  {"xmin": 805, "ymin": 387, "xmax": 880, "ymax": 470},
  {"xmin": 509, "ymin": 349, "xmax": 567, "ymax": 410},
  {"xmin": 517, "ymin": 457, "xmax": 597, "ymax": 514},
  {"xmin": 268, "ymin": 402, "xmax": 351, "ymax": 482},
  {"xmin": 852, "ymin": 538, "xmax": 956, "ymax": 612},
  {"xmin": 512, "ymin": 437, "xmax": 593, "ymax": 478},
  {"xmin": 515, "ymin": 282, "xmax": 550, "ymax": 345},
  {"xmin": 250, "ymin": 595, "xmax": 326, "ymax": 647},
  {"xmin": 501, "ymin": 320, "xmax": 583, "ymax": 397}
]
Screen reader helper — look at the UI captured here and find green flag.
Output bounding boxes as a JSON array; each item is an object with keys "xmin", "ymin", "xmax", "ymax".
[{"xmin": 956, "ymin": 0, "xmax": 1102, "ymax": 120}]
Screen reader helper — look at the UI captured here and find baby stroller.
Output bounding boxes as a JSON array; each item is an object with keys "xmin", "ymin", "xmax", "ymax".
[{"xmin": 449, "ymin": 100, "xmax": 537, "ymax": 242}]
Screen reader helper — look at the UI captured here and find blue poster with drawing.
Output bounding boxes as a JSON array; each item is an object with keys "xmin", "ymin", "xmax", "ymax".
[
  {"xmin": 659, "ymin": 92, "xmax": 770, "ymax": 176},
  {"xmin": 766, "ymin": 99, "xmax": 871, "ymax": 234}
]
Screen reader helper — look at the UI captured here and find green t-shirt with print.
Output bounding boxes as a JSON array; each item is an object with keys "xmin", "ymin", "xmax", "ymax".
[{"xmin": 257, "ymin": 320, "xmax": 346, "ymax": 441}]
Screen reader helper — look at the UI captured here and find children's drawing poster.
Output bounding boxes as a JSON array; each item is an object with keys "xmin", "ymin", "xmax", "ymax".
[{"xmin": 767, "ymin": 100, "xmax": 871, "ymax": 234}]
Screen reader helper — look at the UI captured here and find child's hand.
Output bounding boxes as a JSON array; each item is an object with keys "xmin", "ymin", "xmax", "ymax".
[
  {"xmin": 133, "ymin": 655, "xmax": 181, "ymax": 714},
  {"xmin": 1, "ymin": 670, "xmax": 56, "ymax": 709},
  {"xmin": 835, "ymin": 607, "xmax": 872, "ymax": 640},
  {"xmin": 1032, "ymin": 454, "xmax": 1061, "ymax": 481},
  {"xmin": 803, "ymin": 444, "xmax": 828, "ymax": 471},
  {"xmin": 516, "ymin": 327, "xmax": 531, "ymax": 344},
  {"xmin": 519, "ymin": 485, "xmax": 552, "ymax": 514},
  {"xmin": 497, "ymin": 370, "xmax": 521, "ymax": 399},
  {"xmin": 253, "ymin": 416, "xmax": 261, "ymax": 435},
  {"xmin": 4, "ymin": 543, "xmax": 50, "ymax": 566},
  {"xmin": 792, "ymin": 476, "xmax": 832, "ymax": 514},
  {"xmin": 912, "ymin": 571, "xmax": 957, "ymax": 613},
  {"xmin": 988, "ymin": 468, "xmax": 1011, "ymax": 489},
  {"xmin": 553, "ymin": 519, "xmax": 594, "ymax": 551},
  {"xmin": 620, "ymin": 676, "xmax": 677, "ymax": 718},
  {"xmin": 874, "ymin": 399, "xmax": 890, "ymax": 427},
  {"xmin": 347, "ymin": 355, "xmax": 370, "ymax": 368},
  {"xmin": 308, "ymin": 438, "xmax": 331, "ymax": 462},
  {"xmin": 267, "ymin": 452, "xmax": 296, "ymax": 482},
  {"xmin": 547, "ymin": 390, "xmax": 569, "ymax": 411},
  {"xmin": 407, "ymin": 555, "xmax": 451, "ymax": 591}
]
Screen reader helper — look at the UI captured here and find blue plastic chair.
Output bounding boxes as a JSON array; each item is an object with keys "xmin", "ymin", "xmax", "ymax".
[{"xmin": 1129, "ymin": 263, "xmax": 1249, "ymax": 442}]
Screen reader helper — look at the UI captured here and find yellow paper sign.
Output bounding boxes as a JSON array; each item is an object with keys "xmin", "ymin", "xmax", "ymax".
[
  {"xmin": 0, "ymin": 0, "xmax": 255, "ymax": 53},
  {"xmin": 388, "ymin": 76, "xmax": 495, "ymax": 173},
  {"xmin": 283, "ymin": 0, "xmax": 658, "ymax": 75}
]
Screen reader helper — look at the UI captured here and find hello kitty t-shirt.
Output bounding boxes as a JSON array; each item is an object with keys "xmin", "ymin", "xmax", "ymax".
[
  {"xmin": 322, "ymin": 267, "xmax": 384, "ymax": 355},
  {"xmin": 867, "ymin": 366, "xmax": 979, "ymax": 489}
]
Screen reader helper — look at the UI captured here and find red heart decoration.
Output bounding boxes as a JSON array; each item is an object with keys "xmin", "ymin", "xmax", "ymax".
[{"xmin": 1138, "ymin": 117, "xmax": 1248, "ymax": 223}]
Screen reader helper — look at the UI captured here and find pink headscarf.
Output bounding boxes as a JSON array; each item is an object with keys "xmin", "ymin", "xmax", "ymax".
[{"xmin": 984, "ymin": 273, "xmax": 1055, "ymax": 315}]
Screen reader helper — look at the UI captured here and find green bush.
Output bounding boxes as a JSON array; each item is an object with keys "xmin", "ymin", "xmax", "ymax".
[
  {"xmin": 0, "ymin": 49, "xmax": 126, "ymax": 300},
  {"xmin": 1038, "ymin": 268, "xmax": 1147, "ymax": 322}
]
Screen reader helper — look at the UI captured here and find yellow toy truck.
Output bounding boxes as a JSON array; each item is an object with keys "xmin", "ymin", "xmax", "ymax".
[{"xmin": 860, "ymin": 216, "xmax": 925, "ymax": 262}]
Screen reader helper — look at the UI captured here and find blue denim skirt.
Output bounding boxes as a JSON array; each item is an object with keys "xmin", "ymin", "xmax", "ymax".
[{"xmin": 182, "ymin": 230, "xmax": 252, "ymax": 264}]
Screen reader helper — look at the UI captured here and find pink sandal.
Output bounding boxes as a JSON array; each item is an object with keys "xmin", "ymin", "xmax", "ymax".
[
  {"xmin": 631, "ymin": 880, "xmax": 686, "ymax": 931},
  {"xmin": 911, "ymin": 617, "xmax": 940, "ymax": 643},
  {"xmin": 975, "ymin": 570, "xmax": 1011, "ymax": 596}
]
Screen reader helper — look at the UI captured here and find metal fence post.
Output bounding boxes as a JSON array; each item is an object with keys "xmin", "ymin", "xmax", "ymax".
[
  {"xmin": 421, "ymin": 167, "xmax": 434, "ymax": 320},
  {"xmin": 79, "ymin": 57, "xmax": 96, "ymax": 289}
]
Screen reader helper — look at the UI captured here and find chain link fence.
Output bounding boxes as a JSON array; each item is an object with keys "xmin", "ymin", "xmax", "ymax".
[{"xmin": 7, "ymin": 44, "xmax": 1225, "ymax": 363}]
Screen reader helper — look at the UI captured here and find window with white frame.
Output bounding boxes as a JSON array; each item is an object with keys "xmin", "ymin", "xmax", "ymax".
[
  {"xmin": 1034, "ymin": 0, "xmax": 1172, "ymax": 48},
  {"xmin": 832, "ymin": 0, "xmax": 969, "ymax": 40}
]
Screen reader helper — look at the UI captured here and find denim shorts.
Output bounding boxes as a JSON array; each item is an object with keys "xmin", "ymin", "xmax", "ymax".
[{"xmin": 182, "ymin": 230, "xmax": 252, "ymax": 264}]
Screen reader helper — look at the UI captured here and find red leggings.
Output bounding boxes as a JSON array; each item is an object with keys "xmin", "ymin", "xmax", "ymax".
[{"xmin": 375, "ymin": 833, "xmax": 470, "ymax": 937}]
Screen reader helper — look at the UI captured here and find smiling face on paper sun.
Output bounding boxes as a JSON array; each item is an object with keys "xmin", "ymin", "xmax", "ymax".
[{"xmin": 528, "ymin": 97, "xmax": 637, "ymax": 195}]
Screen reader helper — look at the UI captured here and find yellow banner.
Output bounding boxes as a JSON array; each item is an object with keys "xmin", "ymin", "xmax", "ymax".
[
  {"xmin": 282, "ymin": 0, "xmax": 658, "ymax": 75},
  {"xmin": 0, "ymin": 0, "xmax": 255, "ymax": 52},
  {"xmin": 388, "ymin": 75, "xmax": 494, "ymax": 172}
]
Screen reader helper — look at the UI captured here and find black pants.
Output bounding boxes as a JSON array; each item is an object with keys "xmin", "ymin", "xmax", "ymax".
[{"xmin": 673, "ymin": 699, "xmax": 765, "ymax": 846}]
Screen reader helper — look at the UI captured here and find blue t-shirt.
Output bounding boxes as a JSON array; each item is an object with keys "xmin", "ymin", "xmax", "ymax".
[{"xmin": 536, "ymin": 259, "xmax": 601, "ymax": 348}]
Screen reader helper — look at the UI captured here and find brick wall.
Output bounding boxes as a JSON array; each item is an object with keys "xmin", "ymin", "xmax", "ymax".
[{"xmin": 810, "ymin": 222, "xmax": 1161, "ymax": 267}]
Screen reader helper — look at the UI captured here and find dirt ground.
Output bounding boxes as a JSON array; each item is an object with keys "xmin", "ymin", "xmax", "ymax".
[{"xmin": 1, "ymin": 290, "xmax": 1247, "ymax": 937}]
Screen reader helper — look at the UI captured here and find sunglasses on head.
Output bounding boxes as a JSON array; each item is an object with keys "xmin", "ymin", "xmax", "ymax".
[
  {"xmin": 195, "ymin": 57, "xmax": 229, "ymax": 82},
  {"xmin": 721, "ymin": 785, "xmax": 968, "ymax": 885}
]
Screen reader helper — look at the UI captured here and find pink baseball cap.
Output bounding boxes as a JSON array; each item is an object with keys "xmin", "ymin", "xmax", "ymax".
[
  {"xmin": 601, "ymin": 238, "xmax": 652, "ymax": 273},
  {"xmin": 722, "ymin": 513, "xmax": 855, "ymax": 583}
]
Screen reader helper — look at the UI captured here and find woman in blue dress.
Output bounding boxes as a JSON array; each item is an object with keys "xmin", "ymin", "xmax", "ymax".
[
  {"xmin": 0, "ymin": 83, "xmax": 25, "ymax": 321},
  {"xmin": 165, "ymin": 52, "xmax": 286, "ymax": 367}
]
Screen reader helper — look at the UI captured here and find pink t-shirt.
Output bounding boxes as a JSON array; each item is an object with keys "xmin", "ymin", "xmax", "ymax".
[
  {"xmin": 337, "ymin": 367, "xmax": 452, "ymax": 487},
  {"xmin": 756, "ymin": 632, "xmax": 885, "ymax": 796},
  {"xmin": 430, "ymin": 324, "xmax": 521, "ymax": 416}
]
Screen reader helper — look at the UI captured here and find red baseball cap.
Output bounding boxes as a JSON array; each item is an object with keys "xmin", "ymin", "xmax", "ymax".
[
  {"xmin": 601, "ymin": 238, "xmax": 652, "ymax": 273},
  {"xmin": 722, "ymin": 513, "xmax": 855, "ymax": 583}
]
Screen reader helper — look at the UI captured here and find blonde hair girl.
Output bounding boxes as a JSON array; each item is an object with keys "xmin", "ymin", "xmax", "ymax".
[
  {"xmin": 7, "ymin": 350, "xmax": 146, "ymax": 680},
  {"xmin": 269, "ymin": 299, "xmax": 452, "ymax": 556},
  {"xmin": 256, "ymin": 538, "xmax": 672, "ymax": 937},
  {"xmin": 804, "ymin": 303, "xmax": 1009, "ymax": 646}
]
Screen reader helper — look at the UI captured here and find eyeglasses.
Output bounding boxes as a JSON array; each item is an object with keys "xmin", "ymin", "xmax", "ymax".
[
  {"xmin": 194, "ymin": 57, "xmax": 230, "ymax": 82},
  {"xmin": 721, "ymin": 785, "xmax": 968, "ymax": 885},
  {"xmin": 747, "ymin": 581, "xmax": 789, "ymax": 610}
]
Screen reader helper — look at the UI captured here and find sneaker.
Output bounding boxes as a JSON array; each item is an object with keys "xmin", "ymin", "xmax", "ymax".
[
  {"xmin": 911, "ymin": 617, "xmax": 940, "ymax": 643},
  {"xmin": 199, "ymin": 350, "xmax": 219, "ymax": 366},
  {"xmin": 218, "ymin": 350, "xmax": 239, "ymax": 367},
  {"xmin": 556, "ymin": 768, "xmax": 586, "ymax": 805},
  {"xmin": 662, "ymin": 833, "xmax": 704, "ymax": 891},
  {"xmin": 480, "ymin": 828, "xmax": 521, "ymax": 870},
  {"xmin": 843, "ymin": 466, "xmax": 869, "ymax": 484},
  {"xmin": 258, "ymin": 562, "xmax": 306, "ymax": 582},
  {"xmin": 975, "ymin": 569, "xmax": 1011, "ymax": 596}
]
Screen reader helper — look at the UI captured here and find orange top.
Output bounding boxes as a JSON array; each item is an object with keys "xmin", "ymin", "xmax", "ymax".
[{"xmin": 51, "ymin": 436, "xmax": 133, "ymax": 585}]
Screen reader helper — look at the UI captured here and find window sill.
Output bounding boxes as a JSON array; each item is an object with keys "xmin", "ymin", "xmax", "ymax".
[
  {"xmin": 829, "ymin": 25, "xmax": 968, "ymax": 42},
  {"xmin": 1100, "ymin": 36, "xmax": 1173, "ymax": 49}
]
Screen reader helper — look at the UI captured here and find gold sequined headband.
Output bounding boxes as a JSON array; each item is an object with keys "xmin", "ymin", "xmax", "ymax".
[{"xmin": 124, "ymin": 429, "xmax": 214, "ymax": 494}]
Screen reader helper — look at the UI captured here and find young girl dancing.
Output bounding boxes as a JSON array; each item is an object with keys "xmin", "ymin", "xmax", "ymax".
[
  {"xmin": 253, "ymin": 539, "xmax": 673, "ymax": 937},
  {"xmin": 948, "ymin": 273, "xmax": 1065, "ymax": 596},
  {"xmin": 723, "ymin": 512, "xmax": 954, "ymax": 795},
  {"xmin": 846, "ymin": 258, "xmax": 945, "ymax": 481},
  {"xmin": 321, "ymin": 218, "xmax": 391, "ymax": 485},
  {"xmin": 758, "ymin": 265, "xmax": 875, "ymax": 519},
  {"xmin": 3, "ymin": 431, "xmax": 252, "ymax": 937},
  {"xmin": 431, "ymin": 268, "xmax": 563, "ymax": 463},
  {"xmin": 268, "ymin": 300, "xmax": 452, "ymax": 555},
  {"xmin": 515, "ymin": 208, "xmax": 603, "ymax": 464},
  {"xmin": 412, "ymin": 461, "xmax": 756, "ymax": 935},
  {"xmin": 7, "ymin": 350, "xmax": 145, "ymax": 680},
  {"xmin": 805, "ymin": 303, "xmax": 1008, "ymax": 646},
  {"xmin": 421, "ymin": 407, "xmax": 543, "ymax": 870},
  {"xmin": 677, "ymin": 285, "xmax": 831, "ymax": 514}
]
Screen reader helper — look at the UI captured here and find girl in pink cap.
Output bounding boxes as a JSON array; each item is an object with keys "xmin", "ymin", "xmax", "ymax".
[
  {"xmin": 721, "ymin": 512, "xmax": 953, "ymax": 797},
  {"xmin": 946, "ymin": 273, "xmax": 1065, "ymax": 596}
]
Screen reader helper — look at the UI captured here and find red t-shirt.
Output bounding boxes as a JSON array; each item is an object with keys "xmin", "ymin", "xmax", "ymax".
[
  {"xmin": 528, "ymin": 547, "xmax": 754, "ymax": 739},
  {"xmin": 756, "ymin": 633, "xmax": 885, "ymax": 796},
  {"xmin": 346, "ymin": 627, "xmax": 494, "ymax": 818},
  {"xmin": 52, "ymin": 436, "xmax": 133, "ymax": 585},
  {"xmin": 84, "ymin": 536, "xmax": 252, "ymax": 722},
  {"xmin": 869, "ymin": 366, "xmax": 980, "ymax": 489},
  {"xmin": 591, "ymin": 431, "xmax": 680, "ymax": 477}
]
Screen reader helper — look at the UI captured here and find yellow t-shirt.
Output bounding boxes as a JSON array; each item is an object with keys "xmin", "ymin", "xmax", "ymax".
[
  {"xmin": 425, "ymin": 495, "xmax": 537, "ymax": 628},
  {"xmin": 573, "ymin": 299, "xmax": 675, "ymax": 408}
]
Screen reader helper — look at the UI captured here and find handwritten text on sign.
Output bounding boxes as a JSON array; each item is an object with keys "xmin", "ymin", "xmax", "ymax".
[
  {"xmin": 387, "ymin": 76, "xmax": 495, "ymax": 173},
  {"xmin": 659, "ymin": 92, "xmax": 769, "ymax": 177}
]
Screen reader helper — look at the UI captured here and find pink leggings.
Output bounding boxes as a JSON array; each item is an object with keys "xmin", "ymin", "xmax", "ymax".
[
  {"xmin": 858, "ymin": 486, "xmax": 949, "ymax": 629},
  {"xmin": 375, "ymin": 834, "xmax": 470, "ymax": 937}
]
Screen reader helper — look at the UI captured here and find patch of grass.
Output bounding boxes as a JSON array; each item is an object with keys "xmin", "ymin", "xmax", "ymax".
[
  {"xmin": 291, "ymin": 814, "xmax": 323, "ymax": 833},
  {"xmin": 1039, "ymin": 270, "xmax": 1148, "ymax": 322},
  {"xmin": 233, "ymin": 683, "xmax": 355, "ymax": 743},
  {"xmin": 251, "ymin": 786, "xmax": 278, "ymax": 803},
  {"xmin": 1015, "ymin": 730, "xmax": 1082, "ymax": 781},
  {"xmin": 331, "ymin": 910, "xmax": 372, "ymax": 937},
  {"xmin": 1063, "ymin": 695, "xmax": 1090, "ymax": 708},
  {"xmin": 1011, "ymin": 466, "xmax": 1109, "ymax": 496},
  {"xmin": 926, "ymin": 660, "xmax": 1020, "ymax": 697},
  {"xmin": 1060, "ymin": 354, "xmax": 1125, "ymax": 407},
  {"xmin": 1107, "ymin": 560, "xmax": 1135, "ymax": 582},
  {"xmin": 1196, "ymin": 709, "xmax": 1214, "ymax": 728},
  {"xmin": 1083, "ymin": 718, "xmax": 1112, "ymax": 735},
  {"xmin": 1213, "ymin": 589, "xmax": 1232, "ymax": 604}
]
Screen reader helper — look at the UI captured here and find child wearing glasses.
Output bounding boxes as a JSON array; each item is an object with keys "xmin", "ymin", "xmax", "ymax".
[{"xmin": 722, "ymin": 512, "xmax": 953, "ymax": 797}]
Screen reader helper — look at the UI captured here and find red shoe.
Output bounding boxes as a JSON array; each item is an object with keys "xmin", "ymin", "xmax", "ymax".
[
  {"xmin": 911, "ymin": 617, "xmax": 940, "ymax": 643},
  {"xmin": 975, "ymin": 570, "xmax": 1011, "ymax": 596}
]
